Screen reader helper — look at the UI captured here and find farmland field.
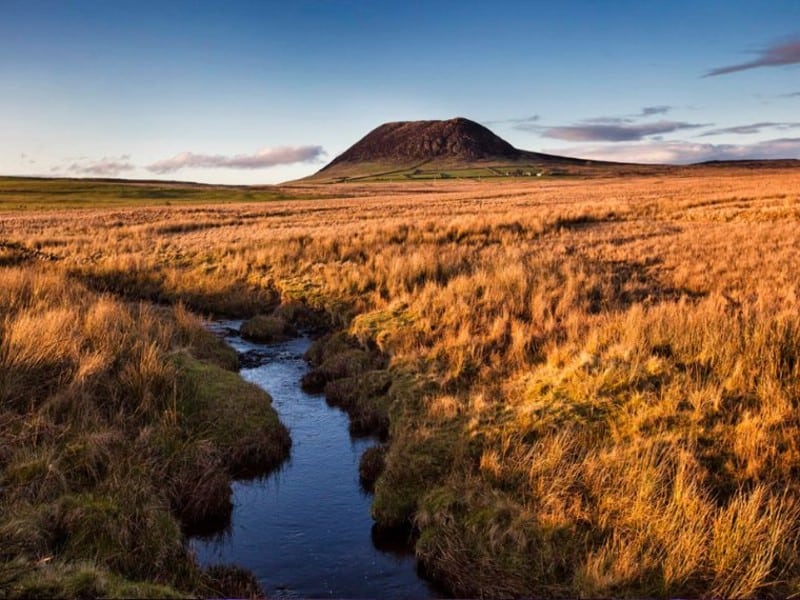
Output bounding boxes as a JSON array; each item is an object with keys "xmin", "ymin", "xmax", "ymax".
[{"xmin": 2, "ymin": 169, "xmax": 800, "ymax": 597}]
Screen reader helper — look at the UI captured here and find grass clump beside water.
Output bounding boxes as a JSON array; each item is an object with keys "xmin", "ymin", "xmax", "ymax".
[
  {"xmin": 301, "ymin": 332, "xmax": 386, "ymax": 392},
  {"xmin": 174, "ymin": 351, "xmax": 290, "ymax": 477},
  {"xmin": 359, "ymin": 445, "xmax": 387, "ymax": 492},
  {"xmin": 325, "ymin": 369, "xmax": 393, "ymax": 437},
  {"xmin": 240, "ymin": 314, "xmax": 296, "ymax": 343},
  {"xmin": 300, "ymin": 332, "xmax": 392, "ymax": 439},
  {"xmin": 0, "ymin": 267, "xmax": 289, "ymax": 597}
]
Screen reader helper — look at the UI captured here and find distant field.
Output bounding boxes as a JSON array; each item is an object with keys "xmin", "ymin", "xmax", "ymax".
[
  {"xmin": 0, "ymin": 176, "xmax": 337, "ymax": 210},
  {"xmin": 356, "ymin": 165, "xmax": 553, "ymax": 181},
  {"xmin": 332, "ymin": 163, "xmax": 551, "ymax": 181},
  {"xmin": 3, "ymin": 169, "xmax": 800, "ymax": 598},
  {"xmin": 301, "ymin": 159, "xmax": 655, "ymax": 182}
]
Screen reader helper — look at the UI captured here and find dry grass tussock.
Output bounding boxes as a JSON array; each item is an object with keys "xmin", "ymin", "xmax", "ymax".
[{"xmin": 2, "ymin": 168, "xmax": 800, "ymax": 597}]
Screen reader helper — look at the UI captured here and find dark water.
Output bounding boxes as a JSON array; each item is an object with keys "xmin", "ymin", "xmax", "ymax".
[{"xmin": 191, "ymin": 321, "xmax": 439, "ymax": 599}]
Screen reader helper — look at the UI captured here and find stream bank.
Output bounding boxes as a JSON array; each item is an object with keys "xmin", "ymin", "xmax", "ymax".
[{"xmin": 191, "ymin": 321, "xmax": 439, "ymax": 598}]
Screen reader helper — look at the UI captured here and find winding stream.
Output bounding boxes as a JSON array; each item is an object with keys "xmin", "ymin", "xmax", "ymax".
[{"xmin": 191, "ymin": 321, "xmax": 438, "ymax": 599}]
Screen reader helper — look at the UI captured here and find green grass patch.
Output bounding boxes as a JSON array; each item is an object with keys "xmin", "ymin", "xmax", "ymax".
[
  {"xmin": 174, "ymin": 352, "xmax": 291, "ymax": 477},
  {"xmin": 240, "ymin": 314, "xmax": 296, "ymax": 343}
]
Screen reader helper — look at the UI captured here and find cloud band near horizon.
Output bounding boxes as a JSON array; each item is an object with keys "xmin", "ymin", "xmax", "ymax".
[
  {"xmin": 699, "ymin": 122, "xmax": 800, "ymax": 137},
  {"xmin": 147, "ymin": 146, "xmax": 326, "ymax": 173},
  {"xmin": 67, "ymin": 156, "xmax": 135, "ymax": 176},
  {"xmin": 538, "ymin": 120, "xmax": 706, "ymax": 142},
  {"xmin": 548, "ymin": 137, "xmax": 800, "ymax": 164}
]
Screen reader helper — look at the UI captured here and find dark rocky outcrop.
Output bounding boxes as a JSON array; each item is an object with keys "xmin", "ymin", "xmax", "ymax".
[{"xmin": 316, "ymin": 117, "xmax": 586, "ymax": 175}]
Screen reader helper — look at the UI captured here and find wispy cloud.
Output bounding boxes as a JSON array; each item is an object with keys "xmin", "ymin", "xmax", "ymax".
[
  {"xmin": 705, "ymin": 37, "xmax": 800, "ymax": 77},
  {"xmin": 640, "ymin": 105, "xmax": 671, "ymax": 117},
  {"xmin": 524, "ymin": 105, "xmax": 672, "ymax": 132},
  {"xmin": 549, "ymin": 137, "xmax": 800, "ymax": 164},
  {"xmin": 577, "ymin": 116, "xmax": 632, "ymax": 125},
  {"xmin": 514, "ymin": 107, "xmax": 681, "ymax": 139},
  {"xmin": 781, "ymin": 91, "xmax": 800, "ymax": 97},
  {"xmin": 565, "ymin": 106, "xmax": 673, "ymax": 126},
  {"xmin": 698, "ymin": 122, "xmax": 800, "ymax": 137},
  {"xmin": 147, "ymin": 146, "xmax": 325, "ymax": 174},
  {"xmin": 540, "ymin": 120, "xmax": 706, "ymax": 142},
  {"xmin": 482, "ymin": 115, "xmax": 540, "ymax": 126},
  {"xmin": 68, "ymin": 155, "xmax": 135, "ymax": 176}
]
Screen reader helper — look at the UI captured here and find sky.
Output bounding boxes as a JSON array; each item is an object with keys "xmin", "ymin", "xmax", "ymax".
[{"xmin": 2, "ymin": 0, "xmax": 799, "ymax": 184}]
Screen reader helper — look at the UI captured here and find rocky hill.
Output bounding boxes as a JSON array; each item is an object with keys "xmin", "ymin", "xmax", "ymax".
[
  {"xmin": 325, "ymin": 118, "xmax": 524, "ymax": 165},
  {"xmin": 305, "ymin": 117, "xmax": 597, "ymax": 182}
]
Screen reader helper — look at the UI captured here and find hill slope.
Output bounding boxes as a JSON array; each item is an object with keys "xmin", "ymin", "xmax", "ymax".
[
  {"xmin": 304, "ymin": 117, "xmax": 613, "ymax": 182},
  {"xmin": 327, "ymin": 118, "xmax": 525, "ymax": 164}
]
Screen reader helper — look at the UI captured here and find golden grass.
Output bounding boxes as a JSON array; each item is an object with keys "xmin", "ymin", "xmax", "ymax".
[{"xmin": 2, "ymin": 168, "xmax": 800, "ymax": 597}]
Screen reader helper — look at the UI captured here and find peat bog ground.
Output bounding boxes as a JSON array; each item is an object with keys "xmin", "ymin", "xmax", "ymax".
[{"xmin": 2, "ymin": 170, "xmax": 800, "ymax": 597}]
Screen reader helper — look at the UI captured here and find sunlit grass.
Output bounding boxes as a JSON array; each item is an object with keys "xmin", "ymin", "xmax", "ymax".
[{"xmin": 2, "ymin": 167, "xmax": 800, "ymax": 597}]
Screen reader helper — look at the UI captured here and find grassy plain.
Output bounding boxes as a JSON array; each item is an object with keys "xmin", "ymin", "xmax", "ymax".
[
  {"xmin": 0, "ymin": 176, "xmax": 340, "ymax": 211},
  {"xmin": 2, "ymin": 169, "xmax": 800, "ymax": 597}
]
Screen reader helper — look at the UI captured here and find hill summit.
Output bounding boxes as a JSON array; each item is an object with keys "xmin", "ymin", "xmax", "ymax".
[
  {"xmin": 325, "ymin": 117, "xmax": 521, "ymax": 166},
  {"xmin": 304, "ymin": 117, "xmax": 597, "ymax": 182}
]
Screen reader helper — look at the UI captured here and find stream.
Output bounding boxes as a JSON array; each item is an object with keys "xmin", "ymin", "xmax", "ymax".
[{"xmin": 191, "ymin": 321, "xmax": 439, "ymax": 599}]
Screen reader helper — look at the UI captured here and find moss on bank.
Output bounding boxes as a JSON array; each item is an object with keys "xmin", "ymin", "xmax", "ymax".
[
  {"xmin": 173, "ymin": 352, "xmax": 290, "ymax": 478},
  {"xmin": 240, "ymin": 314, "xmax": 296, "ymax": 343}
]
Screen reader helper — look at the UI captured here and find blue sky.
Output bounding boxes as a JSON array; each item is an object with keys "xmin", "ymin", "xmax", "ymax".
[{"xmin": 2, "ymin": 0, "xmax": 799, "ymax": 184}]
